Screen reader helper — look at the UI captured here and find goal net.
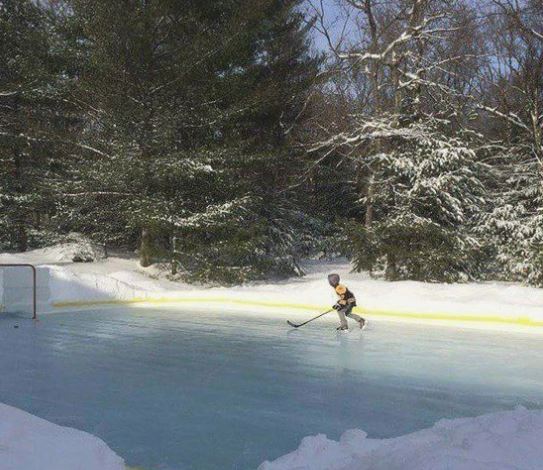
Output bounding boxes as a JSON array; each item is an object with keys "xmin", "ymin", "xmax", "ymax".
[{"xmin": 0, "ymin": 264, "xmax": 37, "ymax": 319}]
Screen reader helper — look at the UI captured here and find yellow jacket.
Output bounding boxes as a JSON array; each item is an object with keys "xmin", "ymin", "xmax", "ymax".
[{"xmin": 335, "ymin": 284, "xmax": 356, "ymax": 306}]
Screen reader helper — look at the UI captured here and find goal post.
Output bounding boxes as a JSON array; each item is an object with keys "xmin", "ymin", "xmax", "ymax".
[{"xmin": 0, "ymin": 264, "xmax": 37, "ymax": 320}]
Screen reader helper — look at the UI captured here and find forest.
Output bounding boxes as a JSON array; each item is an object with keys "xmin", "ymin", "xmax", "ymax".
[{"xmin": 1, "ymin": 0, "xmax": 542, "ymax": 286}]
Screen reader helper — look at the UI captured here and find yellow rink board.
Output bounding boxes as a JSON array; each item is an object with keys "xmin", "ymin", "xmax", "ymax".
[{"xmin": 52, "ymin": 296, "xmax": 543, "ymax": 328}]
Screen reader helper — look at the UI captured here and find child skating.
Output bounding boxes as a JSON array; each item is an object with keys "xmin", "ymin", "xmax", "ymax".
[{"xmin": 328, "ymin": 273, "xmax": 366, "ymax": 330}]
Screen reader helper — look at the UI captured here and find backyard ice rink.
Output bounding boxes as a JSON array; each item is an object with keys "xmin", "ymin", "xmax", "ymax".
[{"xmin": 1, "ymin": 304, "xmax": 543, "ymax": 469}]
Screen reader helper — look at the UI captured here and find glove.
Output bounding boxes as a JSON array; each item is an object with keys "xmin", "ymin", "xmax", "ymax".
[{"xmin": 333, "ymin": 303, "xmax": 341, "ymax": 311}]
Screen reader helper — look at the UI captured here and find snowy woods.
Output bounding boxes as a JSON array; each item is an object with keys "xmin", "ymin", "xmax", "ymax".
[{"xmin": 1, "ymin": 0, "xmax": 542, "ymax": 285}]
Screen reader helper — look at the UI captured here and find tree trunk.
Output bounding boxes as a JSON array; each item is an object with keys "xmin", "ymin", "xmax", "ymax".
[
  {"xmin": 171, "ymin": 236, "xmax": 178, "ymax": 275},
  {"xmin": 140, "ymin": 227, "xmax": 152, "ymax": 267},
  {"xmin": 385, "ymin": 252, "xmax": 398, "ymax": 281},
  {"xmin": 15, "ymin": 222, "xmax": 28, "ymax": 252},
  {"xmin": 365, "ymin": 172, "xmax": 375, "ymax": 228}
]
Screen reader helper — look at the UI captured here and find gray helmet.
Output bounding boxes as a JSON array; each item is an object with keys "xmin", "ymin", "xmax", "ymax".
[{"xmin": 327, "ymin": 273, "xmax": 340, "ymax": 287}]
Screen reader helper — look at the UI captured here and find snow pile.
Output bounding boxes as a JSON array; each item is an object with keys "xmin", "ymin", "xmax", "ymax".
[
  {"xmin": 0, "ymin": 403, "xmax": 124, "ymax": 470},
  {"xmin": 0, "ymin": 242, "xmax": 104, "ymax": 265},
  {"xmin": 259, "ymin": 407, "xmax": 543, "ymax": 470}
]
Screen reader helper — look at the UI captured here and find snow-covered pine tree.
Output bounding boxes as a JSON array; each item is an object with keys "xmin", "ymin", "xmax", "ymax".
[
  {"xmin": 475, "ymin": 0, "xmax": 543, "ymax": 286},
  {"xmin": 59, "ymin": 0, "xmax": 320, "ymax": 281},
  {"xmin": 58, "ymin": 0, "xmax": 246, "ymax": 265},
  {"xmin": 174, "ymin": 0, "xmax": 323, "ymax": 283},
  {"xmin": 0, "ymin": 0, "xmax": 68, "ymax": 251},
  {"xmin": 347, "ymin": 121, "xmax": 486, "ymax": 281},
  {"xmin": 478, "ymin": 146, "xmax": 543, "ymax": 286}
]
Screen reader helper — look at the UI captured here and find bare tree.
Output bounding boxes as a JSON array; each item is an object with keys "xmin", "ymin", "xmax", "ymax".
[{"xmin": 480, "ymin": 0, "xmax": 543, "ymax": 163}]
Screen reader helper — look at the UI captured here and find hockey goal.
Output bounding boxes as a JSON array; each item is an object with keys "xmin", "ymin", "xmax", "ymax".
[{"xmin": 0, "ymin": 264, "xmax": 37, "ymax": 320}]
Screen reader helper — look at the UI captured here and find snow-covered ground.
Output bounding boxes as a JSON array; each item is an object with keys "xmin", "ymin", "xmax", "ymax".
[
  {"xmin": 259, "ymin": 407, "xmax": 543, "ymax": 470},
  {"xmin": 0, "ymin": 403, "xmax": 124, "ymax": 470},
  {"xmin": 1, "ymin": 243, "xmax": 543, "ymax": 330}
]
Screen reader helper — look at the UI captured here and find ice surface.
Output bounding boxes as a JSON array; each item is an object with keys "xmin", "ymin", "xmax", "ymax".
[
  {"xmin": 0, "ymin": 402, "xmax": 124, "ymax": 470},
  {"xmin": 1, "ymin": 307, "xmax": 542, "ymax": 469}
]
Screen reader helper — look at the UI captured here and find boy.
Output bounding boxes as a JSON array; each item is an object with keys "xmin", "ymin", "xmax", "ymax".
[{"xmin": 328, "ymin": 273, "xmax": 366, "ymax": 330}]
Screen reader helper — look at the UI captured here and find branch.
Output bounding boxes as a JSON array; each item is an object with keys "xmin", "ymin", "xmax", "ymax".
[
  {"xmin": 476, "ymin": 105, "xmax": 531, "ymax": 133},
  {"xmin": 0, "ymin": 132, "xmax": 111, "ymax": 158},
  {"xmin": 61, "ymin": 191, "xmax": 133, "ymax": 197}
]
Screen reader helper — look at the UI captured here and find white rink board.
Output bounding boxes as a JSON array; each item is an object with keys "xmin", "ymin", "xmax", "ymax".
[{"xmin": 0, "ymin": 266, "xmax": 50, "ymax": 315}]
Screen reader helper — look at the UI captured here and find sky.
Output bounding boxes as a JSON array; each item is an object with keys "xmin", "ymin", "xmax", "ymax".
[{"xmin": 304, "ymin": 0, "xmax": 357, "ymax": 53}]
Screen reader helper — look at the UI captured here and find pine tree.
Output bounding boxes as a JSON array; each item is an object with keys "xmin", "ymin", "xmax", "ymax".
[
  {"xmin": 0, "ymin": 0, "xmax": 66, "ymax": 251},
  {"xmin": 478, "ymin": 145, "xmax": 543, "ymax": 286},
  {"xmin": 57, "ymin": 0, "xmax": 320, "ymax": 281},
  {"xmin": 347, "ymin": 122, "xmax": 487, "ymax": 282},
  {"xmin": 170, "ymin": 0, "xmax": 322, "ymax": 283},
  {"xmin": 59, "ymin": 0, "xmax": 244, "ymax": 265}
]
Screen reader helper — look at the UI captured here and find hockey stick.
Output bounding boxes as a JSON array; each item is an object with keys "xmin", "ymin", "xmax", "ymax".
[{"xmin": 287, "ymin": 309, "xmax": 334, "ymax": 328}]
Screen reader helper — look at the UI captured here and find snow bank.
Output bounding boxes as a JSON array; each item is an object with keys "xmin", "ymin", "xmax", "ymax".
[
  {"xmin": 47, "ymin": 265, "xmax": 152, "ymax": 304},
  {"xmin": 221, "ymin": 260, "xmax": 543, "ymax": 326},
  {"xmin": 0, "ymin": 242, "xmax": 103, "ymax": 265},
  {"xmin": 259, "ymin": 407, "xmax": 543, "ymax": 470},
  {"xmin": 0, "ymin": 403, "xmax": 124, "ymax": 470}
]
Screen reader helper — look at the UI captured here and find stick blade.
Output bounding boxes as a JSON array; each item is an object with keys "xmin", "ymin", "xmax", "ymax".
[{"xmin": 287, "ymin": 320, "xmax": 300, "ymax": 328}]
